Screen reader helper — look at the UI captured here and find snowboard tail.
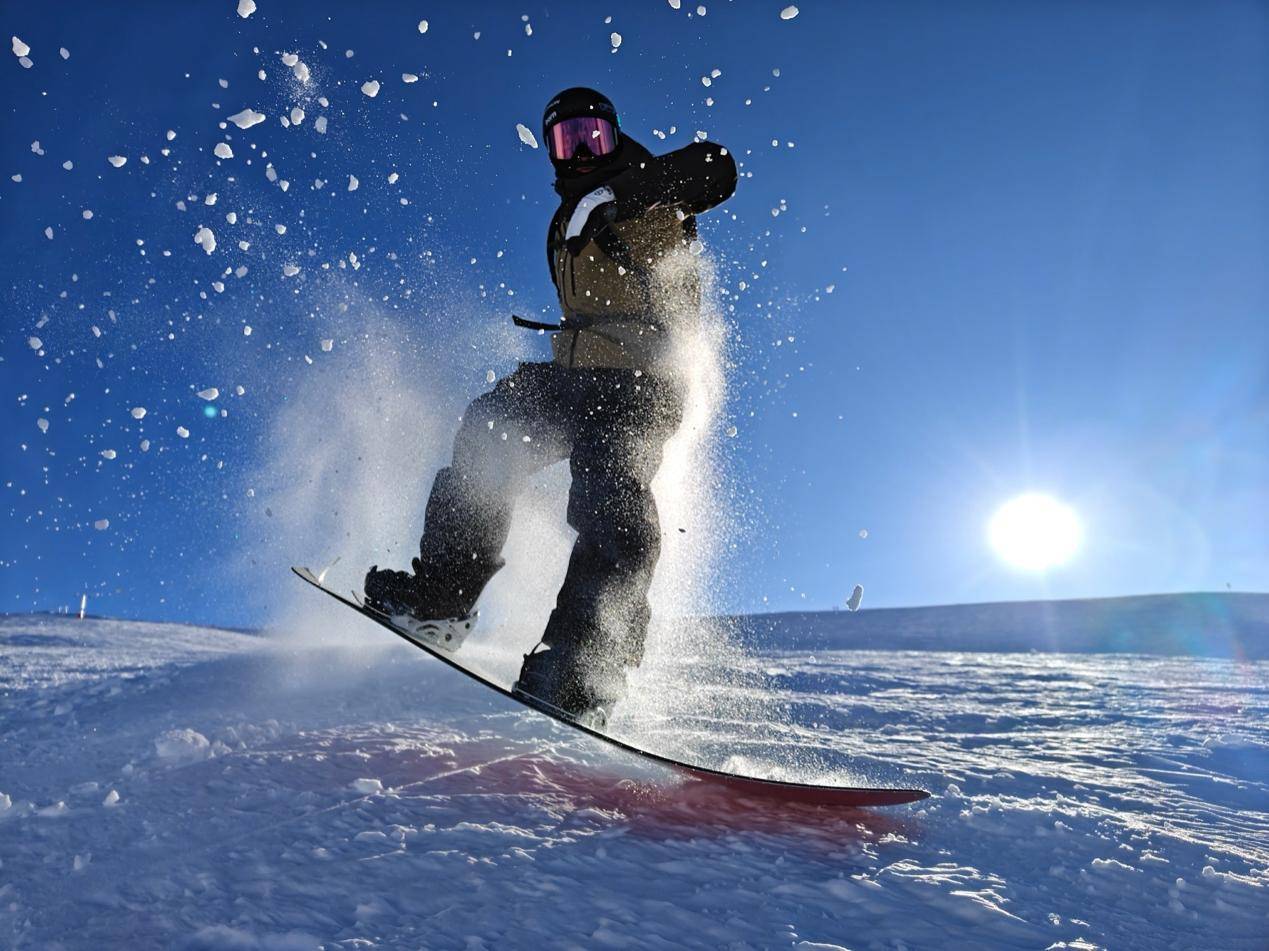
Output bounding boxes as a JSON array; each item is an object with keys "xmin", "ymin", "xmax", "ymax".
[{"xmin": 291, "ymin": 565, "xmax": 930, "ymax": 807}]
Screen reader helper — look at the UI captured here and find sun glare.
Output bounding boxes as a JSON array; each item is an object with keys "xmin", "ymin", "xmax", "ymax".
[{"xmin": 988, "ymin": 493, "xmax": 1083, "ymax": 571}]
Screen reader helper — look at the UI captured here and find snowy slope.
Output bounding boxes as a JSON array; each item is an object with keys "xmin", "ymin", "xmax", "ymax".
[{"xmin": 0, "ymin": 611, "xmax": 1266, "ymax": 950}]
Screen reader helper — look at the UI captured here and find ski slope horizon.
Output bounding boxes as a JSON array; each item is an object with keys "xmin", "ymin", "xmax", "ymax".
[{"xmin": 20, "ymin": 588, "xmax": 1269, "ymax": 660}]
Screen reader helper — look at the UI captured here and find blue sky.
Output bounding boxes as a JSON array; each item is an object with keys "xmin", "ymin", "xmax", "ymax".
[{"xmin": 2, "ymin": 0, "xmax": 1265, "ymax": 627}]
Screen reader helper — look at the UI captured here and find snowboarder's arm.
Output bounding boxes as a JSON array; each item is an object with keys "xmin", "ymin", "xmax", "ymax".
[{"xmin": 609, "ymin": 142, "xmax": 738, "ymax": 219}]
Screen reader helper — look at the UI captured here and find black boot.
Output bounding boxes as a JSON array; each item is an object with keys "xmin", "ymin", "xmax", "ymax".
[
  {"xmin": 363, "ymin": 565, "xmax": 426, "ymax": 615},
  {"xmin": 511, "ymin": 645, "xmax": 627, "ymax": 728}
]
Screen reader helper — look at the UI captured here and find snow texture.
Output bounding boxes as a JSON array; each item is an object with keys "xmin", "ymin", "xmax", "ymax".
[{"xmin": 0, "ymin": 611, "xmax": 1263, "ymax": 949}]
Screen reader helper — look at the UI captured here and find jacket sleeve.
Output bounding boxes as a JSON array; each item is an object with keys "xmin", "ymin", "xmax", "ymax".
[{"xmin": 609, "ymin": 141, "xmax": 737, "ymax": 220}]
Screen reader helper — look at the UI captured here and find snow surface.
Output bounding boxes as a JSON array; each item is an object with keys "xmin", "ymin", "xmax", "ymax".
[{"xmin": 0, "ymin": 611, "xmax": 1264, "ymax": 948}]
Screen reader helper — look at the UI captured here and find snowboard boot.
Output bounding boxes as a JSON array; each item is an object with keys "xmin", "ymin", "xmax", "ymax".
[
  {"xmin": 511, "ymin": 645, "xmax": 626, "ymax": 730},
  {"xmin": 363, "ymin": 564, "xmax": 476, "ymax": 654}
]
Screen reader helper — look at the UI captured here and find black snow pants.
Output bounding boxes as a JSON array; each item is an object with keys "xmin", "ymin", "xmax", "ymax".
[{"xmin": 414, "ymin": 361, "xmax": 683, "ymax": 699}]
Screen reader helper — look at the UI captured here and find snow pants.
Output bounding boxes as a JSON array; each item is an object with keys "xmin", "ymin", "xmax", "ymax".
[{"xmin": 415, "ymin": 361, "xmax": 683, "ymax": 694}]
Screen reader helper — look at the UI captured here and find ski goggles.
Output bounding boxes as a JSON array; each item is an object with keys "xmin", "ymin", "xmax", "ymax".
[{"xmin": 547, "ymin": 116, "xmax": 619, "ymax": 161}]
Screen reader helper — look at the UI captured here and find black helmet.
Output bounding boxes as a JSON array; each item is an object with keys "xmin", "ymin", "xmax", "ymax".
[{"xmin": 542, "ymin": 87, "xmax": 622, "ymax": 177}]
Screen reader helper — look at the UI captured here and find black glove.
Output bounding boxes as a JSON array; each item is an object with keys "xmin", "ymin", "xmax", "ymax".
[{"xmin": 564, "ymin": 186, "xmax": 618, "ymax": 257}]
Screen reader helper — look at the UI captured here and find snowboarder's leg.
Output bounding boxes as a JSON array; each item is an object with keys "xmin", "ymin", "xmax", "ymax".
[
  {"xmin": 366, "ymin": 363, "xmax": 570, "ymax": 617},
  {"xmin": 516, "ymin": 371, "xmax": 683, "ymax": 717}
]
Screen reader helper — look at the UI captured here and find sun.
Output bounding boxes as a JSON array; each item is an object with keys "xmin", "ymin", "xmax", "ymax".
[{"xmin": 988, "ymin": 493, "xmax": 1083, "ymax": 571}]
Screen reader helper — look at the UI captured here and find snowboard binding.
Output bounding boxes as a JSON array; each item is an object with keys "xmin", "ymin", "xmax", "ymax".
[
  {"xmin": 384, "ymin": 611, "xmax": 476, "ymax": 654},
  {"xmin": 363, "ymin": 564, "xmax": 475, "ymax": 653}
]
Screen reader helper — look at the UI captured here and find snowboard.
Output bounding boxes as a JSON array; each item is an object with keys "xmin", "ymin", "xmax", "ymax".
[{"xmin": 292, "ymin": 566, "xmax": 930, "ymax": 807}]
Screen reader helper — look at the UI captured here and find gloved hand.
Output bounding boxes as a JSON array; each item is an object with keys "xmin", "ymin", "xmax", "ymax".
[{"xmin": 564, "ymin": 186, "xmax": 617, "ymax": 256}]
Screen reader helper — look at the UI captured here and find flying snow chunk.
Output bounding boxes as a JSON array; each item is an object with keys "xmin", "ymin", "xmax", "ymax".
[
  {"xmin": 166, "ymin": 129, "xmax": 176, "ymax": 141},
  {"xmin": 237, "ymin": 0, "xmax": 257, "ymax": 17},
  {"xmin": 516, "ymin": 123, "xmax": 539, "ymax": 149},
  {"xmin": 213, "ymin": 142, "xmax": 233, "ymax": 159},
  {"xmin": 361, "ymin": 80, "xmax": 380, "ymax": 98},
  {"xmin": 11, "ymin": 36, "xmax": 30, "ymax": 57},
  {"xmin": 59, "ymin": 47, "xmax": 69, "ymax": 59},
  {"xmin": 197, "ymin": 387, "xmax": 219, "ymax": 401},
  {"xmin": 131, "ymin": 407, "xmax": 147, "ymax": 419},
  {"xmin": 725, "ymin": 424, "xmax": 738, "ymax": 437},
  {"xmin": 486, "ymin": 369, "xmax": 496, "ymax": 384},
  {"xmin": 107, "ymin": 155, "xmax": 127, "ymax": 168},
  {"xmin": 100, "ymin": 449, "xmax": 116, "ymax": 460},
  {"xmin": 417, "ymin": 20, "xmax": 428, "ymax": 33},
  {"xmin": 314, "ymin": 115, "xmax": 327, "ymax": 134},
  {"xmin": 290, "ymin": 106, "xmax": 304, "ymax": 125},
  {"xmin": 846, "ymin": 583, "xmax": 864, "ymax": 611},
  {"xmin": 292, "ymin": 60, "xmax": 309, "ymax": 83},
  {"xmin": 193, "ymin": 226, "xmax": 216, "ymax": 254},
  {"xmin": 102, "ymin": 789, "xmax": 120, "ymax": 807},
  {"xmin": 351, "ymin": 778, "xmax": 383, "ymax": 794},
  {"xmin": 176, "ymin": 426, "xmax": 190, "ymax": 439},
  {"xmin": 44, "ymin": 226, "xmax": 54, "ymax": 240},
  {"xmin": 668, "ymin": 0, "xmax": 681, "ymax": 8},
  {"xmin": 227, "ymin": 108, "xmax": 266, "ymax": 129},
  {"xmin": 347, "ymin": 174, "xmax": 359, "ymax": 191},
  {"xmin": 282, "ymin": 263, "xmax": 300, "ymax": 277},
  {"xmin": 320, "ymin": 338, "xmax": 333, "ymax": 352},
  {"xmin": 37, "ymin": 418, "xmax": 49, "ymax": 433},
  {"xmin": 402, "ymin": 72, "xmax": 418, "ymax": 83},
  {"xmin": 94, "ymin": 518, "xmax": 110, "ymax": 531},
  {"xmin": 610, "ymin": 32, "xmax": 622, "ymax": 50},
  {"xmin": 28, "ymin": 336, "xmax": 42, "ymax": 350},
  {"xmin": 780, "ymin": 5, "xmax": 799, "ymax": 19}
]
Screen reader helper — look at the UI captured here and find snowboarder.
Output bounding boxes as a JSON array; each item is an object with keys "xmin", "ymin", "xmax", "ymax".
[{"xmin": 364, "ymin": 87, "xmax": 737, "ymax": 725}]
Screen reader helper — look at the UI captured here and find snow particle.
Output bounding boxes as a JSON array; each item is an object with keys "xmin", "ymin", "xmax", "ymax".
[
  {"xmin": 282, "ymin": 263, "xmax": 300, "ymax": 277},
  {"xmin": 314, "ymin": 115, "xmax": 328, "ymax": 134},
  {"xmin": 417, "ymin": 19, "xmax": 429, "ymax": 34},
  {"xmin": 213, "ymin": 142, "xmax": 234, "ymax": 159},
  {"xmin": 102, "ymin": 789, "xmax": 120, "ymax": 807},
  {"xmin": 28, "ymin": 336, "xmax": 43, "ymax": 350},
  {"xmin": 193, "ymin": 226, "xmax": 216, "ymax": 254},
  {"xmin": 351, "ymin": 778, "xmax": 383, "ymax": 794},
  {"xmin": 347, "ymin": 174, "xmax": 359, "ymax": 191},
  {"xmin": 320, "ymin": 338, "xmax": 333, "ymax": 352},
  {"xmin": 515, "ymin": 123, "xmax": 539, "ymax": 149},
  {"xmin": 780, "ymin": 5, "xmax": 799, "ymax": 20},
  {"xmin": 44, "ymin": 226, "xmax": 54, "ymax": 240},
  {"xmin": 107, "ymin": 155, "xmax": 127, "ymax": 168},
  {"xmin": 11, "ymin": 36, "xmax": 30, "ymax": 58},
  {"xmin": 59, "ymin": 47, "xmax": 69, "ymax": 60},
  {"xmin": 176, "ymin": 426, "xmax": 190, "ymax": 439},
  {"xmin": 197, "ymin": 387, "xmax": 220, "ymax": 401},
  {"xmin": 236, "ymin": 0, "xmax": 257, "ymax": 18},
  {"xmin": 100, "ymin": 449, "xmax": 116, "ymax": 460},
  {"xmin": 227, "ymin": 108, "xmax": 266, "ymax": 129},
  {"xmin": 37, "ymin": 417, "xmax": 49, "ymax": 433},
  {"xmin": 402, "ymin": 72, "xmax": 418, "ymax": 83},
  {"xmin": 361, "ymin": 79, "xmax": 380, "ymax": 98},
  {"xmin": 93, "ymin": 518, "xmax": 110, "ymax": 531},
  {"xmin": 131, "ymin": 407, "xmax": 147, "ymax": 419},
  {"xmin": 610, "ymin": 32, "xmax": 623, "ymax": 50}
]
